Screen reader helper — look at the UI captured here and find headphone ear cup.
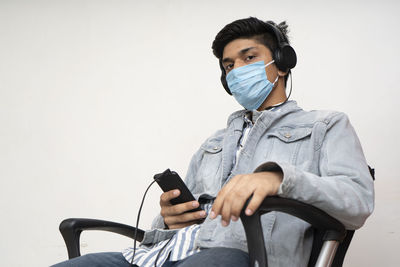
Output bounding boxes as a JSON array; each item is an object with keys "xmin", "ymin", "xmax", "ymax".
[
  {"xmin": 221, "ymin": 72, "xmax": 232, "ymax": 95},
  {"xmin": 274, "ymin": 49, "xmax": 284, "ymax": 71},
  {"xmin": 281, "ymin": 45, "xmax": 297, "ymax": 70},
  {"xmin": 274, "ymin": 44, "xmax": 297, "ymax": 72},
  {"xmin": 219, "ymin": 60, "xmax": 232, "ymax": 95}
]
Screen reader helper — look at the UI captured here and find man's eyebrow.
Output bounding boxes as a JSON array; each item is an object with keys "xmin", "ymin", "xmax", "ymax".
[
  {"xmin": 222, "ymin": 47, "xmax": 257, "ymax": 63},
  {"xmin": 240, "ymin": 46, "xmax": 257, "ymax": 54}
]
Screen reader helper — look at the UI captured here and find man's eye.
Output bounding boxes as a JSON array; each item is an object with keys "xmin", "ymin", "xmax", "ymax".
[
  {"xmin": 245, "ymin": 55, "xmax": 256, "ymax": 61},
  {"xmin": 225, "ymin": 64, "xmax": 234, "ymax": 71}
]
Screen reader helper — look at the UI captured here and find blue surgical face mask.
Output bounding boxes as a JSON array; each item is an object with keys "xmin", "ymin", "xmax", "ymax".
[{"xmin": 226, "ymin": 60, "xmax": 279, "ymax": 110}]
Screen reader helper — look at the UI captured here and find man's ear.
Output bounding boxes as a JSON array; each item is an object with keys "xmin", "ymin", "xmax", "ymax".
[{"xmin": 277, "ymin": 70, "xmax": 288, "ymax": 77}]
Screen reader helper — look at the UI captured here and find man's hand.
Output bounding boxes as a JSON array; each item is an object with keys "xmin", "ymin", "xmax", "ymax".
[
  {"xmin": 160, "ymin": 189, "xmax": 207, "ymax": 229},
  {"xmin": 209, "ymin": 171, "xmax": 283, "ymax": 226}
]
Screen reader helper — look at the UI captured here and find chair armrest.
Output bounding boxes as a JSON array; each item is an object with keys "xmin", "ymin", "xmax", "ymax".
[
  {"xmin": 240, "ymin": 197, "xmax": 346, "ymax": 267},
  {"xmin": 59, "ymin": 218, "xmax": 144, "ymax": 259}
]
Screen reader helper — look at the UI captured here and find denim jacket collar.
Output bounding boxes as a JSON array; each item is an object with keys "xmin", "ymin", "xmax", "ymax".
[{"xmin": 226, "ymin": 101, "xmax": 301, "ymax": 130}]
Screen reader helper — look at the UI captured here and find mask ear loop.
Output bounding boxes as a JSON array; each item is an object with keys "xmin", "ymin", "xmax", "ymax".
[
  {"xmin": 265, "ymin": 70, "xmax": 293, "ymax": 110},
  {"xmin": 286, "ymin": 70, "xmax": 293, "ymax": 100},
  {"xmin": 262, "ymin": 60, "xmax": 279, "ymax": 86},
  {"xmin": 272, "ymin": 74, "xmax": 279, "ymax": 86},
  {"xmin": 262, "ymin": 60, "xmax": 279, "ymax": 87},
  {"xmin": 263, "ymin": 60, "xmax": 275, "ymax": 68}
]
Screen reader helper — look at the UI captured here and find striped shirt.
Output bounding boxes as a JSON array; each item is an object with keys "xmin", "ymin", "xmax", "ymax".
[
  {"xmin": 122, "ymin": 204, "xmax": 212, "ymax": 267},
  {"xmin": 122, "ymin": 224, "xmax": 202, "ymax": 267}
]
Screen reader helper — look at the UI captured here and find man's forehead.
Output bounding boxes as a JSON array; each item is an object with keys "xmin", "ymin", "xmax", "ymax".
[
  {"xmin": 222, "ymin": 39, "xmax": 263, "ymax": 61},
  {"xmin": 222, "ymin": 46, "xmax": 258, "ymax": 62}
]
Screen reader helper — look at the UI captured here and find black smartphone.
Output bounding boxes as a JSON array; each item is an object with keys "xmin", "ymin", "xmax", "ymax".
[{"xmin": 154, "ymin": 169, "xmax": 202, "ymax": 212}]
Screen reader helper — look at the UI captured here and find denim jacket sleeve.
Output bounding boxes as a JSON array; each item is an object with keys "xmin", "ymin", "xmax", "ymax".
[{"xmin": 256, "ymin": 112, "xmax": 374, "ymax": 230}]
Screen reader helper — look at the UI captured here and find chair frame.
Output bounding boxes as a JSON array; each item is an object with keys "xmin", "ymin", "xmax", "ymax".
[
  {"xmin": 60, "ymin": 197, "xmax": 349, "ymax": 267},
  {"xmin": 59, "ymin": 167, "xmax": 374, "ymax": 267}
]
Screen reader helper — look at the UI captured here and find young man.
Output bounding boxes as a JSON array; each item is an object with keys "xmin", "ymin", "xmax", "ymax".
[{"xmin": 52, "ymin": 17, "xmax": 374, "ymax": 267}]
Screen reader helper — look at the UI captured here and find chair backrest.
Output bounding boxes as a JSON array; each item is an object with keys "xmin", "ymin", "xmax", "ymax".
[
  {"xmin": 242, "ymin": 165, "xmax": 375, "ymax": 267},
  {"xmin": 241, "ymin": 197, "xmax": 347, "ymax": 267},
  {"xmin": 308, "ymin": 229, "xmax": 354, "ymax": 267},
  {"xmin": 308, "ymin": 165, "xmax": 375, "ymax": 267}
]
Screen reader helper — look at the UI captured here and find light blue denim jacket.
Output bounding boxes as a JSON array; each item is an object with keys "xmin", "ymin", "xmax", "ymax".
[{"xmin": 143, "ymin": 101, "xmax": 374, "ymax": 266}]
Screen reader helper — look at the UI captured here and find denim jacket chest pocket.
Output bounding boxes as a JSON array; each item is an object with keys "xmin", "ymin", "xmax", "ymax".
[
  {"xmin": 193, "ymin": 139, "xmax": 223, "ymax": 197},
  {"xmin": 264, "ymin": 126, "xmax": 313, "ymax": 166}
]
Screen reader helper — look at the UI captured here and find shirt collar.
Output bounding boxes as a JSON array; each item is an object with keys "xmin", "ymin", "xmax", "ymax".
[{"xmin": 245, "ymin": 101, "xmax": 287, "ymax": 124}]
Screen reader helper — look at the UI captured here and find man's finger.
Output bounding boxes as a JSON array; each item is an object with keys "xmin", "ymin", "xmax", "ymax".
[
  {"xmin": 210, "ymin": 175, "xmax": 241, "ymax": 219},
  {"xmin": 244, "ymin": 188, "xmax": 268, "ymax": 216},
  {"xmin": 219, "ymin": 194, "xmax": 233, "ymax": 226},
  {"xmin": 162, "ymin": 200, "xmax": 199, "ymax": 216},
  {"xmin": 171, "ymin": 200, "xmax": 200, "ymax": 215},
  {"xmin": 164, "ymin": 210, "xmax": 206, "ymax": 226},
  {"xmin": 160, "ymin": 190, "xmax": 180, "ymax": 206},
  {"xmin": 228, "ymin": 189, "xmax": 254, "ymax": 218},
  {"xmin": 220, "ymin": 180, "xmax": 254, "ymax": 224},
  {"xmin": 168, "ymin": 220, "xmax": 202, "ymax": 230}
]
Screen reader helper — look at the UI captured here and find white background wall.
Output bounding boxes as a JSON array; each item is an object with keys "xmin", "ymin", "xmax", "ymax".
[{"xmin": 0, "ymin": 0, "xmax": 399, "ymax": 266}]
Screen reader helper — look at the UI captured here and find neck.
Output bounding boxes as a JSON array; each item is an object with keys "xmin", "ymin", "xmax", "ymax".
[{"xmin": 257, "ymin": 77, "xmax": 287, "ymax": 111}]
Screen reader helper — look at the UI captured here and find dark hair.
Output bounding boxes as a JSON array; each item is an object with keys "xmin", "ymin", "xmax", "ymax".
[{"xmin": 212, "ymin": 17, "xmax": 291, "ymax": 93}]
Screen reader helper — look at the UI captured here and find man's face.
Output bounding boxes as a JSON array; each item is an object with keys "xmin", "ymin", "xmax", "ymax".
[{"xmin": 222, "ymin": 38, "xmax": 279, "ymax": 83}]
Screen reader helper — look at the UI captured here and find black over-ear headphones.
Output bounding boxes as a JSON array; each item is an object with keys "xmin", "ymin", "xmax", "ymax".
[{"xmin": 219, "ymin": 21, "xmax": 297, "ymax": 95}]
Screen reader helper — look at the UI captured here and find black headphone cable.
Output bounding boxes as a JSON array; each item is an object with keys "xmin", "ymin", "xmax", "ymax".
[
  {"xmin": 130, "ymin": 179, "xmax": 157, "ymax": 266},
  {"xmin": 265, "ymin": 70, "xmax": 293, "ymax": 111}
]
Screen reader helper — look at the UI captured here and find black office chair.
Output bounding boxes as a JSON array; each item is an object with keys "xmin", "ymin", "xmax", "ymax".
[{"xmin": 58, "ymin": 167, "xmax": 375, "ymax": 267}]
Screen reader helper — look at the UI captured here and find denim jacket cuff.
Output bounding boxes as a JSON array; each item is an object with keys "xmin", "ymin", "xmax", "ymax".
[
  {"xmin": 141, "ymin": 228, "xmax": 178, "ymax": 245},
  {"xmin": 276, "ymin": 162, "xmax": 296, "ymax": 196},
  {"xmin": 253, "ymin": 161, "xmax": 294, "ymax": 196},
  {"xmin": 151, "ymin": 214, "xmax": 166, "ymax": 229}
]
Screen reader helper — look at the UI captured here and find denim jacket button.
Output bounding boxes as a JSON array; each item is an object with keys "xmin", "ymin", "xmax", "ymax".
[
  {"xmin": 284, "ymin": 133, "xmax": 291, "ymax": 138},
  {"xmin": 213, "ymin": 146, "xmax": 219, "ymax": 150}
]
